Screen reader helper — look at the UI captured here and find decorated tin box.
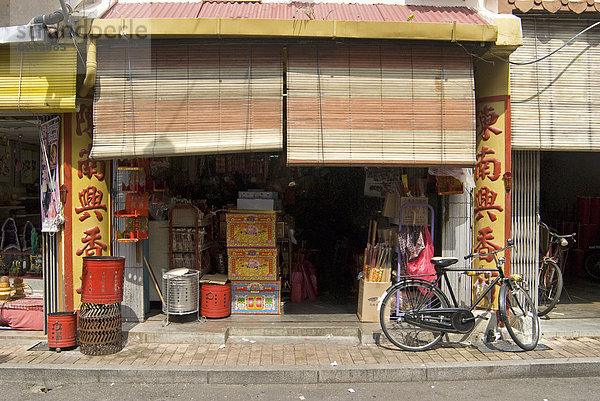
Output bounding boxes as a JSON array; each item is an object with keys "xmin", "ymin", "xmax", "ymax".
[
  {"xmin": 227, "ymin": 248, "xmax": 278, "ymax": 281},
  {"xmin": 232, "ymin": 280, "xmax": 281, "ymax": 314},
  {"xmin": 226, "ymin": 212, "xmax": 276, "ymax": 247}
]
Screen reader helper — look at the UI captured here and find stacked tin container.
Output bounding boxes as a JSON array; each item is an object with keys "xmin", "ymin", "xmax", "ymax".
[{"xmin": 226, "ymin": 209, "xmax": 280, "ymax": 314}]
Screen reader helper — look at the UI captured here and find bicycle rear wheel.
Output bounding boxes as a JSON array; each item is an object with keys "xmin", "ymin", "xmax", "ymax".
[
  {"xmin": 499, "ymin": 280, "xmax": 539, "ymax": 351},
  {"xmin": 537, "ymin": 260, "xmax": 563, "ymax": 316},
  {"xmin": 379, "ymin": 280, "xmax": 449, "ymax": 351},
  {"xmin": 584, "ymin": 252, "xmax": 600, "ymax": 281}
]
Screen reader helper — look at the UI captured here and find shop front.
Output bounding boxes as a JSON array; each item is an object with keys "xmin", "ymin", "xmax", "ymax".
[
  {"xmin": 0, "ymin": 42, "xmax": 78, "ymax": 331},
  {"xmin": 508, "ymin": 12, "xmax": 600, "ymax": 315},
  {"xmin": 77, "ymin": 2, "xmax": 522, "ymax": 326}
]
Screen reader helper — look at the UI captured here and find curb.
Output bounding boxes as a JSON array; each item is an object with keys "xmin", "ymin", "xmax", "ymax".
[{"xmin": 1, "ymin": 358, "xmax": 600, "ymax": 385}]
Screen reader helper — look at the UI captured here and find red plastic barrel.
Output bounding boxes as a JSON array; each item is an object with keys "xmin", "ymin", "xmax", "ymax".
[
  {"xmin": 81, "ymin": 256, "xmax": 125, "ymax": 304},
  {"xmin": 201, "ymin": 282, "xmax": 231, "ymax": 318},
  {"xmin": 48, "ymin": 312, "xmax": 77, "ymax": 350}
]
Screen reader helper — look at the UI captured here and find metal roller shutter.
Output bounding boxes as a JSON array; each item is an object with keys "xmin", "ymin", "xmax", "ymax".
[
  {"xmin": 286, "ymin": 42, "xmax": 476, "ymax": 166},
  {"xmin": 92, "ymin": 40, "xmax": 283, "ymax": 159}
]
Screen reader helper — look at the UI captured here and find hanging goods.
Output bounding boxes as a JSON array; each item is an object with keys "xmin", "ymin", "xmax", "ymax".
[
  {"xmin": 47, "ymin": 311, "xmax": 77, "ymax": 351},
  {"xmin": 79, "ymin": 256, "xmax": 125, "ymax": 304},
  {"xmin": 78, "ymin": 303, "xmax": 123, "ymax": 356},
  {"xmin": 397, "ymin": 202, "xmax": 435, "ymax": 282}
]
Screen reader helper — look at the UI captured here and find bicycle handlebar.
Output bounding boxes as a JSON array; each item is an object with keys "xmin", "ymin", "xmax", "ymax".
[
  {"xmin": 549, "ymin": 231, "xmax": 577, "ymax": 241},
  {"xmin": 464, "ymin": 238, "xmax": 514, "ymax": 260}
]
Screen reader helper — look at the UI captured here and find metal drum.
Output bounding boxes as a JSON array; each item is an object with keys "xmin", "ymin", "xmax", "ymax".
[
  {"xmin": 80, "ymin": 256, "xmax": 125, "ymax": 304},
  {"xmin": 162, "ymin": 270, "xmax": 199, "ymax": 315},
  {"xmin": 78, "ymin": 303, "xmax": 123, "ymax": 356}
]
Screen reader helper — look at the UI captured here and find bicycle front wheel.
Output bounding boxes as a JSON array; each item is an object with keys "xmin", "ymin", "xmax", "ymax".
[
  {"xmin": 537, "ymin": 260, "xmax": 563, "ymax": 316},
  {"xmin": 379, "ymin": 280, "xmax": 449, "ymax": 351},
  {"xmin": 499, "ymin": 280, "xmax": 540, "ymax": 351}
]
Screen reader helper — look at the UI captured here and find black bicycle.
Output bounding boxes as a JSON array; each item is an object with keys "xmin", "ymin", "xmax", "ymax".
[
  {"xmin": 537, "ymin": 222, "xmax": 576, "ymax": 316},
  {"xmin": 584, "ymin": 245, "xmax": 600, "ymax": 281},
  {"xmin": 379, "ymin": 239, "xmax": 539, "ymax": 351}
]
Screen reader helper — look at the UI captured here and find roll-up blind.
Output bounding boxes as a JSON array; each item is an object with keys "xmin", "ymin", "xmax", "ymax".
[
  {"xmin": 286, "ymin": 43, "xmax": 475, "ymax": 166},
  {"xmin": 511, "ymin": 18, "xmax": 600, "ymax": 151},
  {"xmin": 92, "ymin": 40, "xmax": 282, "ymax": 159},
  {"xmin": 0, "ymin": 45, "xmax": 77, "ymax": 112}
]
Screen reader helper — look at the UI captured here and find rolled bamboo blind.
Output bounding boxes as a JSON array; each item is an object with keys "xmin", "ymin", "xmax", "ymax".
[
  {"xmin": 92, "ymin": 40, "xmax": 283, "ymax": 159},
  {"xmin": 286, "ymin": 43, "xmax": 476, "ymax": 166}
]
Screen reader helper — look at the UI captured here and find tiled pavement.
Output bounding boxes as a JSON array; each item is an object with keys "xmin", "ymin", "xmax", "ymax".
[
  {"xmin": 2, "ymin": 336, "xmax": 600, "ymax": 384},
  {"xmin": 2, "ymin": 337, "xmax": 600, "ymax": 367}
]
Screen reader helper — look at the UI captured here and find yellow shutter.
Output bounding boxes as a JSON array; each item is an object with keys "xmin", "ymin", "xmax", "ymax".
[{"xmin": 0, "ymin": 44, "xmax": 77, "ymax": 112}]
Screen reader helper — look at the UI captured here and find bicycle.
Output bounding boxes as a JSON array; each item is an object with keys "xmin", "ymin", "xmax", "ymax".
[
  {"xmin": 378, "ymin": 239, "xmax": 539, "ymax": 351},
  {"xmin": 584, "ymin": 244, "xmax": 600, "ymax": 281},
  {"xmin": 537, "ymin": 222, "xmax": 576, "ymax": 316}
]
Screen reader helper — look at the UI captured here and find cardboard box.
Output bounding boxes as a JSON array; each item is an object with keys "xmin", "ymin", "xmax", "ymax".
[
  {"xmin": 232, "ymin": 280, "xmax": 281, "ymax": 314},
  {"xmin": 226, "ymin": 212, "xmax": 276, "ymax": 247},
  {"xmin": 227, "ymin": 247, "xmax": 278, "ymax": 281},
  {"xmin": 238, "ymin": 191, "xmax": 279, "ymax": 199},
  {"xmin": 400, "ymin": 197, "xmax": 429, "ymax": 226},
  {"xmin": 236, "ymin": 198, "xmax": 282, "ymax": 211},
  {"xmin": 357, "ymin": 279, "xmax": 391, "ymax": 322}
]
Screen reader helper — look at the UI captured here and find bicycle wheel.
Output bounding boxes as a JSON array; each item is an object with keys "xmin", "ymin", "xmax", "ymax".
[
  {"xmin": 537, "ymin": 260, "xmax": 563, "ymax": 316},
  {"xmin": 584, "ymin": 252, "xmax": 600, "ymax": 281},
  {"xmin": 498, "ymin": 280, "xmax": 540, "ymax": 351},
  {"xmin": 379, "ymin": 280, "xmax": 449, "ymax": 351}
]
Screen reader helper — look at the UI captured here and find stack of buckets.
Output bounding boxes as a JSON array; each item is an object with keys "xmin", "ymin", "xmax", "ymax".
[{"xmin": 77, "ymin": 256, "xmax": 126, "ymax": 355}]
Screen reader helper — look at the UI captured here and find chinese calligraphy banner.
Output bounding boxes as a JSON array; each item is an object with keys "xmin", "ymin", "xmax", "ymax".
[
  {"xmin": 69, "ymin": 105, "xmax": 111, "ymax": 306},
  {"xmin": 40, "ymin": 117, "xmax": 61, "ymax": 232},
  {"xmin": 473, "ymin": 97, "xmax": 510, "ymax": 308}
]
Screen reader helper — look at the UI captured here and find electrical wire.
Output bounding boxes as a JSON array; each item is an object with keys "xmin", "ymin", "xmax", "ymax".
[{"xmin": 488, "ymin": 20, "xmax": 600, "ymax": 66}]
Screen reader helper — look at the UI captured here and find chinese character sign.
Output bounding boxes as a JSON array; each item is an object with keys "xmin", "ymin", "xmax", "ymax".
[
  {"xmin": 70, "ymin": 106, "xmax": 111, "ymax": 305},
  {"xmin": 473, "ymin": 98, "xmax": 509, "ymax": 308},
  {"xmin": 40, "ymin": 117, "xmax": 61, "ymax": 232}
]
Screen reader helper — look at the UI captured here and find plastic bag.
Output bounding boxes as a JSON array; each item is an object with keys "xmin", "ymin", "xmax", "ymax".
[{"xmin": 406, "ymin": 226, "xmax": 435, "ymax": 283}]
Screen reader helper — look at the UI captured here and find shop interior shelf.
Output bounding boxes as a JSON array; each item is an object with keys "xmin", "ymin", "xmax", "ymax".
[{"xmin": 114, "ymin": 210, "xmax": 147, "ymax": 217}]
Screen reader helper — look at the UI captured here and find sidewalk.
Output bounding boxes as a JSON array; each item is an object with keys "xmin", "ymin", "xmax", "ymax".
[
  {"xmin": 2, "ymin": 299, "xmax": 600, "ymax": 385},
  {"xmin": 2, "ymin": 332, "xmax": 600, "ymax": 385}
]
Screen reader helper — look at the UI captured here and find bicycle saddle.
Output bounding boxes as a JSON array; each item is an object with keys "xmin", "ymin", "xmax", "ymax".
[{"xmin": 430, "ymin": 257, "xmax": 458, "ymax": 268}]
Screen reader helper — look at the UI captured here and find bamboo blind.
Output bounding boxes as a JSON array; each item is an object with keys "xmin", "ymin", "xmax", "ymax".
[
  {"xmin": 511, "ymin": 18, "xmax": 600, "ymax": 151},
  {"xmin": 92, "ymin": 40, "xmax": 283, "ymax": 159},
  {"xmin": 286, "ymin": 43, "xmax": 476, "ymax": 166}
]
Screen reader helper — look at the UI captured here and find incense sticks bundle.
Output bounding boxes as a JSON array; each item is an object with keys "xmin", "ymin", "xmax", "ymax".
[{"xmin": 363, "ymin": 243, "xmax": 392, "ymax": 282}]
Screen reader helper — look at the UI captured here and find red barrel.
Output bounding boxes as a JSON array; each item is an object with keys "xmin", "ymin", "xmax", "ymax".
[
  {"xmin": 81, "ymin": 256, "xmax": 125, "ymax": 304},
  {"xmin": 201, "ymin": 282, "xmax": 231, "ymax": 318},
  {"xmin": 48, "ymin": 312, "xmax": 77, "ymax": 350}
]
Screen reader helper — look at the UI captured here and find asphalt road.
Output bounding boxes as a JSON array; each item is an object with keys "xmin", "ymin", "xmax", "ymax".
[{"xmin": 2, "ymin": 377, "xmax": 599, "ymax": 401}]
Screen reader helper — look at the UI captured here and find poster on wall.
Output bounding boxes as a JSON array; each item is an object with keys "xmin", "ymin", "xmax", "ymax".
[{"xmin": 40, "ymin": 117, "xmax": 61, "ymax": 232}]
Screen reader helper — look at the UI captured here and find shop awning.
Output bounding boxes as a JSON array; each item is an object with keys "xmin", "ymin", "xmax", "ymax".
[
  {"xmin": 0, "ymin": 44, "xmax": 77, "ymax": 112},
  {"xmin": 91, "ymin": 40, "xmax": 283, "ymax": 159},
  {"xmin": 510, "ymin": 18, "xmax": 600, "ymax": 151},
  {"xmin": 286, "ymin": 43, "xmax": 476, "ymax": 166}
]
